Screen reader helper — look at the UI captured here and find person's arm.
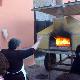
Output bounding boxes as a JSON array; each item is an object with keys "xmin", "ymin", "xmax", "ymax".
[
  {"xmin": 31, "ymin": 36, "xmax": 43, "ymax": 50},
  {"xmin": 17, "ymin": 48, "xmax": 35, "ymax": 59},
  {"xmin": 17, "ymin": 36, "xmax": 43, "ymax": 59}
]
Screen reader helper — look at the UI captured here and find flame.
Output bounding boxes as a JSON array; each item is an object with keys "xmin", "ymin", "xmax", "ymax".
[{"xmin": 56, "ymin": 36, "xmax": 70, "ymax": 47}]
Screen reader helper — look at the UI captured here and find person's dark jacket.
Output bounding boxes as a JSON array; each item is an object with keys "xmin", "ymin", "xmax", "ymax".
[{"xmin": 1, "ymin": 48, "xmax": 35, "ymax": 73}]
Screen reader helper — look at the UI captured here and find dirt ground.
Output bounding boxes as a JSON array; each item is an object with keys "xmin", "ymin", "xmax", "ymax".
[
  {"xmin": 26, "ymin": 64, "xmax": 63, "ymax": 80},
  {"xmin": 25, "ymin": 56, "xmax": 68, "ymax": 80},
  {"xmin": 24, "ymin": 56, "xmax": 80, "ymax": 80}
]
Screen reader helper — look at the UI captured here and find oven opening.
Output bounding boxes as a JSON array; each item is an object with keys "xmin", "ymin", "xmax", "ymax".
[{"xmin": 55, "ymin": 36, "xmax": 70, "ymax": 47}]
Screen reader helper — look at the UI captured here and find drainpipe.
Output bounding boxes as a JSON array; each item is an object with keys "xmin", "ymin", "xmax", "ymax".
[{"xmin": 34, "ymin": 10, "xmax": 37, "ymax": 43}]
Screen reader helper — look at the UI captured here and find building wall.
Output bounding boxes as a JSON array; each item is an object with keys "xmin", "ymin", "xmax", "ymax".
[{"xmin": 0, "ymin": 0, "xmax": 34, "ymax": 49}]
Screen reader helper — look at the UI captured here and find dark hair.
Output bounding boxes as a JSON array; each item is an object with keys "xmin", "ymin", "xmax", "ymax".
[
  {"xmin": 75, "ymin": 44, "xmax": 80, "ymax": 57},
  {"xmin": 8, "ymin": 38, "xmax": 21, "ymax": 49}
]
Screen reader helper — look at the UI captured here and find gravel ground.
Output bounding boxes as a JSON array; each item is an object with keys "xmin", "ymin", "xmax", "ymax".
[
  {"xmin": 26, "ymin": 64, "xmax": 64, "ymax": 80},
  {"xmin": 25, "ymin": 64, "xmax": 80, "ymax": 80},
  {"xmin": 24, "ymin": 56, "xmax": 69, "ymax": 80}
]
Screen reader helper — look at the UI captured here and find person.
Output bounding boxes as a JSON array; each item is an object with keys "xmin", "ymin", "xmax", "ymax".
[
  {"xmin": 0, "ymin": 52, "xmax": 9, "ymax": 80},
  {"xmin": 70, "ymin": 44, "xmax": 80, "ymax": 74},
  {"xmin": 1, "ymin": 36, "xmax": 43, "ymax": 80}
]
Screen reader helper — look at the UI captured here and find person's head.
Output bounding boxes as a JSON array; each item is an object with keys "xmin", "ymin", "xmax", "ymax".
[
  {"xmin": 8, "ymin": 38, "xmax": 21, "ymax": 50},
  {"xmin": 75, "ymin": 44, "xmax": 80, "ymax": 57}
]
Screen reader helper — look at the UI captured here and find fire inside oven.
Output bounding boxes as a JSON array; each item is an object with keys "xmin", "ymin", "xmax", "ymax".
[
  {"xmin": 49, "ymin": 35, "xmax": 71, "ymax": 48},
  {"xmin": 55, "ymin": 36, "xmax": 70, "ymax": 47},
  {"xmin": 49, "ymin": 27, "xmax": 71, "ymax": 48}
]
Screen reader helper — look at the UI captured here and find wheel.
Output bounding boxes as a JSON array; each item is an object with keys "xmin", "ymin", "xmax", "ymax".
[{"xmin": 44, "ymin": 53, "xmax": 56, "ymax": 71}]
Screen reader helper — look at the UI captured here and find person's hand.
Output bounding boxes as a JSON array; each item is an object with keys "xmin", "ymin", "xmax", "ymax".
[
  {"xmin": 31, "ymin": 35, "xmax": 43, "ymax": 50},
  {"xmin": 37, "ymin": 35, "xmax": 43, "ymax": 41}
]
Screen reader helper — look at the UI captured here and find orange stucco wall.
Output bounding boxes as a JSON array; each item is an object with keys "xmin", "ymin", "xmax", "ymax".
[{"xmin": 0, "ymin": 0, "xmax": 34, "ymax": 49}]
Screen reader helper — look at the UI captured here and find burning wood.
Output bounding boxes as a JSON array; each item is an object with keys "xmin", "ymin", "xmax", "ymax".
[{"xmin": 56, "ymin": 36, "xmax": 70, "ymax": 47}]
